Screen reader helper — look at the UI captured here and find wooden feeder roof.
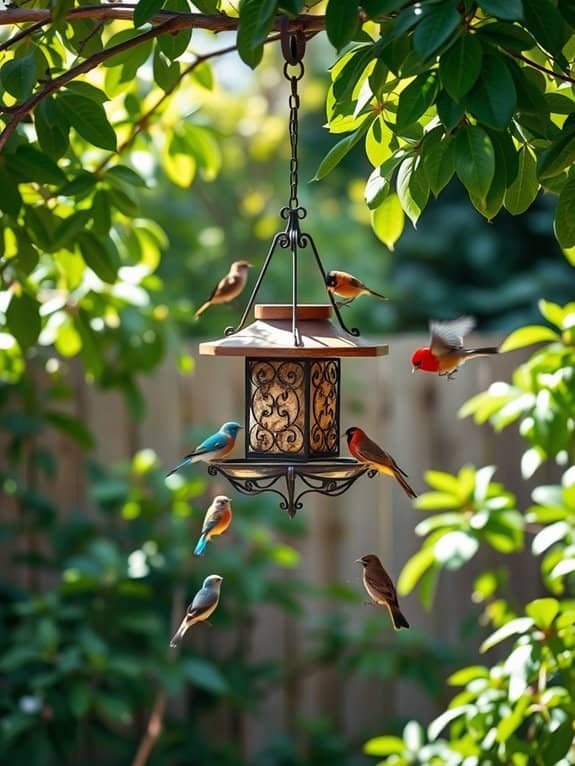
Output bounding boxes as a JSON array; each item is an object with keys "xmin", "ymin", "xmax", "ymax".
[{"xmin": 199, "ymin": 304, "xmax": 389, "ymax": 358}]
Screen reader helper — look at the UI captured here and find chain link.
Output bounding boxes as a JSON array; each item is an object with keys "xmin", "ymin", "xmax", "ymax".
[{"xmin": 284, "ymin": 61, "xmax": 304, "ymax": 209}]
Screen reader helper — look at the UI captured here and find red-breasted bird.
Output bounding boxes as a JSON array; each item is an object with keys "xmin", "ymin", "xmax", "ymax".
[
  {"xmin": 169, "ymin": 574, "xmax": 223, "ymax": 647},
  {"xmin": 193, "ymin": 495, "xmax": 233, "ymax": 556},
  {"xmin": 166, "ymin": 422, "xmax": 242, "ymax": 478},
  {"xmin": 411, "ymin": 316, "xmax": 499, "ymax": 380},
  {"xmin": 325, "ymin": 270, "xmax": 389, "ymax": 306},
  {"xmin": 357, "ymin": 554, "xmax": 409, "ymax": 630},
  {"xmin": 344, "ymin": 426, "xmax": 417, "ymax": 499},
  {"xmin": 195, "ymin": 260, "xmax": 252, "ymax": 319}
]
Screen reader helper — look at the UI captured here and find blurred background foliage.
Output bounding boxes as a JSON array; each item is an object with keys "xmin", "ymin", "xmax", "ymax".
[{"xmin": 1, "ymin": 0, "xmax": 575, "ymax": 764}]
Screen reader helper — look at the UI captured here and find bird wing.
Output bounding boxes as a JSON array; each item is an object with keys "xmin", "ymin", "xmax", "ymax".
[
  {"xmin": 212, "ymin": 274, "xmax": 242, "ymax": 303},
  {"xmin": 187, "ymin": 586, "xmax": 218, "ymax": 618},
  {"xmin": 365, "ymin": 565, "xmax": 398, "ymax": 605},
  {"xmin": 429, "ymin": 316, "xmax": 475, "ymax": 356},
  {"xmin": 354, "ymin": 434, "xmax": 407, "ymax": 476},
  {"xmin": 201, "ymin": 507, "xmax": 226, "ymax": 535},
  {"xmin": 192, "ymin": 431, "xmax": 229, "ymax": 457}
]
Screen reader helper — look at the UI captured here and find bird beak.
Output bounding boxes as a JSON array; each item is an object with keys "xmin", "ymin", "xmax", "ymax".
[
  {"xmin": 411, "ymin": 367, "xmax": 416, "ymax": 374},
  {"xmin": 355, "ymin": 558, "xmax": 363, "ymax": 564},
  {"xmin": 247, "ymin": 263, "xmax": 254, "ymax": 268}
]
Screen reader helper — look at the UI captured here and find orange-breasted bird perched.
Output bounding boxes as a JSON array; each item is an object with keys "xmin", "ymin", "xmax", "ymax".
[
  {"xmin": 193, "ymin": 496, "xmax": 233, "ymax": 556},
  {"xmin": 411, "ymin": 316, "xmax": 499, "ymax": 380},
  {"xmin": 194, "ymin": 260, "xmax": 252, "ymax": 319},
  {"xmin": 344, "ymin": 427, "xmax": 417, "ymax": 499},
  {"xmin": 357, "ymin": 554, "xmax": 409, "ymax": 630},
  {"xmin": 325, "ymin": 270, "xmax": 389, "ymax": 306}
]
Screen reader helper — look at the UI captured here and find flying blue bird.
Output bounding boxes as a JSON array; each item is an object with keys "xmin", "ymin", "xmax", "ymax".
[
  {"xmin": 194, "ymin": 495, "xmax": 233, "ymax": 556},
  {"xmin": 166, "ymin": 422, "xmax": 242, "ymax": 477},
  {"xmin": 169, "ymin": 574, "xmax": 223, "ymax": 647}
]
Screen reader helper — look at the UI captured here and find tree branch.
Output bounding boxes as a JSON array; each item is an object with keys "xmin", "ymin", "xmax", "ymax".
[
  {"xmin": 0, "ymin": 6, "xmax": 325, "ymax": 34},
  {"xmin": 0, "ymin": 17, "xmax": 184, "ymax": 151},
  {"xmin": 503, "ymin": 48, "xmax": 575, "ymax": 86}
]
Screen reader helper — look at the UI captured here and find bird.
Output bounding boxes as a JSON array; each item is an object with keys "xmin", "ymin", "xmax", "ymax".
[
  {"xmin": 194, "ymin": 260, "xmax": 252, "ymax": 319},
  {"xmin": 356, "ymin": 554, "xmax": 409, "ymax": 630},
  {"xmin": 343, "ymin": 426, "xmax": 417, "ymax": 499},
  {"xmin": 411, "ymin": 316, "xmax": 499, "ymax": 380},
  {"xmin": 169, "ymin": 574, "xmax": 223, "ymax": 647},
  {"xmin": 194, "ymin": 495, "xmax": 233, "ymax": 556},
  {"xmin": 166, "ymin": 422, "xmax": 242, "ymax": 477},
  {"xmin": 325, "ymin": 269, "xmax": 389, "ymax": 306}
]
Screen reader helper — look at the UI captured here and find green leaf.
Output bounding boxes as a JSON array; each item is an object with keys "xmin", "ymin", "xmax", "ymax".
[
  {"xmin": 326, "ymin": 0, "xmax": 359, "ymax": 50},
  {"xmin": 6, "ymin": 145, "xmax": 66, "ymax": 185},
  {"xmin": 500, "ymin": 325, "xmax": 559, "ymax": 352},
  {"xmin": 106, "ymin": 165, "xmax": 147, "ymax": 188},
  {"xmin": 237, "ymin": 0, "xmax": 268, "ymax": 68},
  {"xmin": 538, "ymin": 299, "xmax": 565, "ymax": 327},
  {"xmin": 153, "ymin": 48, "xmax": 180, "ymax": 92},
  {"xmin": 396, "ymin": 156, "xmax": 429, "ymax": 226},
  {"xmin": 371, "ymin": 193, "xmax": 405, "ymax": 251},
  {"xmin": 52, "ymin": 211, "xmax": 92, "ymax": 251},
  {"xmin": 0, "ymin": 55, "xmax": 37, "ymax": 100},
  {"xmin": 434, "ymin": 530, "xmax": 479, "ymax": 568},
  {"xmin": 428, "ymin": 706, "xmax": 472, "ymax": 741},
  {"xmin": 538, "ymin": 130, "xmax": 575, "ymax": 180},
  {"xmin": 477, "ymin": 0, "xmax": 523, "ymax": 19},
  {"xmin": 44, "ymin": 411, "xmax": 95, "ymax": 448},
  {"xmin": 415, "ymin": 492, "xmax": 462, "ymax": 511},
  {"xmin": 554, "ymin": 176, "xmax": 575, "ymax": 248},
  {"xmin": 396, "ymin": 71, "xmax": 438, "ymax": 130},
  {"xmin": 79, "ymin": 232, "xmax": 119, "ymax": 284},
  {"xmin": 436, "ymin": 89, "xmax": 464, "ymax": 130},
  {"xmin": 35, "ymin": 98, "xmax": 70, "ymax": 159},
  {"xmin": 465, "ymin": 53, "xmax": 516, "ymax": 130},
  {"xmin": 412, "ymin": 0, "xmax": 460, "ymax": 60},
  {"xmin": 397, "ymin": 547, "xmax": 435, "ymax": 595},
  {"xmin": 480, "ymin": 616, "xmax": 534, "ymax": 652},
  {"xmin": 439, "ymin": 34, "xmax": 482, "ymax": 100},
  {"xmin": 6, "ymin": 292, "xmax": 41, "ymax": 351},
  {"xmin": 504, "ymin": 146, "xmax": 538, "ymax": 215},
  {"xmin": 448, "ymin": 666, "xmax": 489, "ymax": 686},
  {"xmin": 182, "ymin": 658, "xmax": 229, "ymax": 694},
  {"xmin": 365, "ymin": 115, "xmax": 393, "ymax": 167},
  {"xmin": 0, "ymin": 166, "xmax": 22, "ymax": 216},
  {"xmin": 134, "ymin": 0, "xmax": 165, "ymax": 27},
  {"xmin": 57, "ymin": 93, "xmax": 117, "ymax": 151},
  {"xmin": 312, "ymin": 121, "xmax": 368, "ymax": 181},
  {"xmin": 522, "ymin": 0, "xmax": 567, "ymax": 56},
  {"xmin": 478, "ymin": 21, "xmax": 535, "ymax": 50},
  {"xmin": 158, "ymin": 0, "xmax": 193, "ymax": 59},
  {"xmin": 252, "ymin": 0, "xmax": 280, "ymax": 46},
  {"xmin": 423, "ymin": 136, "xmax": 455, "ymax": 196},
  {"xmin": 454, "ymin": 125, "xmax": 495, "ymax": 201},
  {"xmin": 365, "ymin": 166, "xmax": 389, "ymax": 209},
  {"xmin": 525, "ymin": 598, "xmax": 559, "ymax": 629},
  {"xmin": 364, "ymin": 736, "xmax": 406, "ymax": 756}
]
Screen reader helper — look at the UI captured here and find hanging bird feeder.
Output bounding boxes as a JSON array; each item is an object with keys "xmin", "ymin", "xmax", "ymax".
[{"xmin": 199, "ymin": 26, "xmax": 387, "ymax": 516}]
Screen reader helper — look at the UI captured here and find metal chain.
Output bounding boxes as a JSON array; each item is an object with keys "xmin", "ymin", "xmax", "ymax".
[{"xmin": 284, "ymin": 60, "xmax": 304, "ymax": 210}]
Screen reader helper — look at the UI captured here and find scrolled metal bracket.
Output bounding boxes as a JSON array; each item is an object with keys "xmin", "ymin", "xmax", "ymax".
[{"xmin": 207, "ymin": 459, "xmax": 377, "ymax": 518}]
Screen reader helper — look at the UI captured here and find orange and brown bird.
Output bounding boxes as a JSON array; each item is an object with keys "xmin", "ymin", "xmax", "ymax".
[
  {"xmin": 194, "ymin": 260, "xmax": 252, "ymax": 319},
  {"xmin": 344, "ymin": 426, "xmax": 417, "ymax": 499},
  {"xmin": 193, "ymin": 495, "xmax": 233, "ymax": 556},
  {"xmin": 357, "ymin": 554, "xmax": 409, "ymax": 630},
  {"xmin": 411, "ymin": 316, "xmax": 499, "ymax": 380},
  {"xmin": 325, "ymin": 270, "xmax": 389, "ymax": 306}
]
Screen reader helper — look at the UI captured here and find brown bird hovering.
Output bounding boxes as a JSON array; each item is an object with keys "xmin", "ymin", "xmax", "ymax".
[
  {"xmin": 194, "ymin": 260, "xmax": 252, "ymax": 319},
  {"xmin": 357, "ymin": 554, "xmax": 409, "ymax": 630},
  {"xmin": 344, "ymin": 426, "xmax": 417, "ymax": 499},
  {"xmin": 411, "ymin": 316, "xmax": 499, "ymax": 380},
  {"xmin": 325, "ymin": 269, "xmax": 389, "ymax": 306}
]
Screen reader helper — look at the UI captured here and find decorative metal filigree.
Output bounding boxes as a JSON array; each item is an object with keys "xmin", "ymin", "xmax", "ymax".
[
  {"xmin": 208, "ymin": 459, "xmax": 378, "ymax": 518},
  {"xmin": 246, "ymin": 357, "xmax": 339, "ymax": 460}
]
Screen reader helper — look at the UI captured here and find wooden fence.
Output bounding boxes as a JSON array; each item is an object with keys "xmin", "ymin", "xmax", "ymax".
[{"xmin": 4, "ymin": 335, "xmax": 555, "ymax": 757}]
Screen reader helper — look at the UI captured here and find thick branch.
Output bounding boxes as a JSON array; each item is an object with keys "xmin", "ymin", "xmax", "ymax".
[{"xmin": 0, "ymin": 6, "xmax": 325, "ymax": 33}]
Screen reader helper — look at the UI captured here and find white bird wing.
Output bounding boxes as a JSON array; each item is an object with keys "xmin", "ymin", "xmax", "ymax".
[{"xmin": 429, "ymin": 316, "xmax": 475, "ymax": 356}]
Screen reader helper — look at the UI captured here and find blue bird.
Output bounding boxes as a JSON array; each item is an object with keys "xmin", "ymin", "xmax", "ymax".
[
  {"xmin": 169, "ymin": 574, "xmax": 223, "ymax": 647},
  {"xmin": 166, "ymin": 422, "xmax": 242, "ymax": 477}
]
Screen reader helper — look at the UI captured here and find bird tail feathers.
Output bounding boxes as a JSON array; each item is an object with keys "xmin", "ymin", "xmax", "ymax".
[
  {"xmin": 169, "ymin": 620, "xmax": 189, "ymax": 648},
  {"xmin": 193, "ymin": 535, "xmax": 208, "ymax": 556},
  {"xmin": 466, "ymin": 346, "xmax": 499, "ymax": 357},
  {"xmin": 366, "ymin": 287, "xmax": 388, "ymax": 301},
  {"xmin": 165, "ymin": 454, "xmax": 199, "ymax": 478},
  {"xmin": 390, "ymin": 604, "xmax": 410, "ymax": 630},
  {"xmin": 394, "ymin": 470, "xmax": 418, "ymax": 499},
  {"xmin": 194, "ymin": 301, "xmax": 211, "ymax": 319}
]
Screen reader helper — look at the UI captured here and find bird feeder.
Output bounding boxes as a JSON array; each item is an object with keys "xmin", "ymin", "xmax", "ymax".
[{"xmin": 198, "ymin": 27, "xmax": 387, "ymax": 516}]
